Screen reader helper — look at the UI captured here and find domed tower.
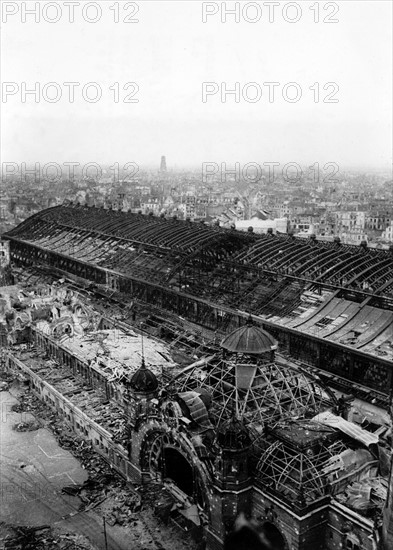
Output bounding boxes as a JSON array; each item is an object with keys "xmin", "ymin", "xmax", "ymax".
[
  {"xmin": 220, "ymin": 316, "xmax": 278, "ymax": 402},
  {"xmin": 123, "ymin": 359, "xmax": 159, "ymax": 429},
  {"xmin": 208, "ymin": 319, "xmax": 277, "ymax": 539},
  {"xmin": 173, "ymin": 318, "xmax": 336, "ymax": 548}
]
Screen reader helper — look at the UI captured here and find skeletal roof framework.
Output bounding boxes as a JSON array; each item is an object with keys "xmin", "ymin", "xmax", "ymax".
[{"xmin": 4, "ymin": 204, "xmax": 393, "ymax": 365}]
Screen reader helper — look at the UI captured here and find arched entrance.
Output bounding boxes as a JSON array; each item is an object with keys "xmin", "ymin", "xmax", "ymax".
[
  {"xmin": 143, "ymin": 431, "xmax": 208, "ymax": 510},
  {"xmin": 163, "ymin": 447, "xmax": 194, "ymax": 496},
  {"xmin": 262, "ymin": 522, "xmax": 287, "ymax": 550}
]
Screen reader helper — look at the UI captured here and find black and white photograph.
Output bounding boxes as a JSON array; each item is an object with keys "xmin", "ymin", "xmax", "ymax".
[{"xmin": 0, "ymin": 2, "xmax": 392, "ymax": 549}]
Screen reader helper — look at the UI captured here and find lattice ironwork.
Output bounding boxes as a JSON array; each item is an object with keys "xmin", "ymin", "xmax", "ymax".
[
  {"xmin": 7, "ymin": 204, "xmax": 393, "ymax": 300},
  {"xmin": 256, "ymin": 434, "xmax": 348, "ymax": 505},
  {"xmin": 171, "ymin": 356, "xmax": 335, "ymax": 428}
]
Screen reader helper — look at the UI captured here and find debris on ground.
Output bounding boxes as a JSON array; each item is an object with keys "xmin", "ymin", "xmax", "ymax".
[
  {"xmin": 13, "ymin": 420, "xmax": 40, "ymax": 432},
  {"xmin": 0, "ymin": 522, "xmax": 96, "ymax": 550},
  {"xmin": 0, "ymin": 368, "xmax": 15, "ymax": 387},
  {"xmin": 3, "ymin": 379, "xmax": 198, "ymax": 550}
]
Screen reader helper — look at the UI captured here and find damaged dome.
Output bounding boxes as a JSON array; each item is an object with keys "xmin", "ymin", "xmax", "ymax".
[{"xmin": 129, "ymin": 361, "xmax": 159, "ymax": 393}]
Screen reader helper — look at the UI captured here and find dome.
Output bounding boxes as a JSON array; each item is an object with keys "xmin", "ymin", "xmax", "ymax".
[
  {"xmin": 255, "ymin": 422, "xmax": 372, "ymax": 507},
  {"xmin": 129, "ymin": 361, "xmax": 159, "ymax": 393},
  {"xmin": 173, "ymin": 356, "xmax": 336, "ymax": 428},
  {"xmin": 221, "ymin": 317, "xmax": 277, "ymax": 355},
  {"xmin": 216, "ymin": 416, "xmax": 252, "ymax": 451},
  {"xmin": 257, "ymin": 439, "xmax": 328, "ymax": 505}
]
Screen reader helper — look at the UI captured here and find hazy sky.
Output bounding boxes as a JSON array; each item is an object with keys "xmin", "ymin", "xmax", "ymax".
[{"xmin": 1, "ymin": 0, "xmax": 392, "ymax": 169}]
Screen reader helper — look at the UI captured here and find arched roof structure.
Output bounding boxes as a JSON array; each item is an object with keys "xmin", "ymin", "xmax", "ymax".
[
  {"xmin": 6, "ymin": 204, "xmax": 249, "ymax": 286},
  {"xmin": 6, "ymin": 204, "xmax": 393, "ymax": 299},
  {"xmin": 4, "ymin": 204, "xmax": 393, "ymax": 367}
]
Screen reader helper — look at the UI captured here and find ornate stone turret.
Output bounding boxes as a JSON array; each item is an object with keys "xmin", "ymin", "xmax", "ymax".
[
  {"xmin": 123, "ymin": 359, "xmax": 159, "ymax": 429},
  {"xmin": 129, "ymin": 360, "xmax": 159, "ymax": 395}
]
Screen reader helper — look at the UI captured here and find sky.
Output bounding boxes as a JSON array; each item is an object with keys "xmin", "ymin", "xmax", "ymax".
[{"xmin": 1, "ymin": 0, "xmax": 392, "ymax": 170}]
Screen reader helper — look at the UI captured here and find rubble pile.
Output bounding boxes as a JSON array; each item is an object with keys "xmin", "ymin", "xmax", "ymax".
[
  {"xmin": 0, "ymin": 523, "xmax": 95, "ymax": 550},
  {"xmin": 9, "ymin": 389, "xmax": 124, "ymax": 486},
  {"xmin": 11, "ymin": 392, "xmax": 50, "ymax": 418},
  {"xmin": 11, "ymin": 388, "xmax": 128, "ymax": 488},
  {"xmin": 14, "ymin": 350, "xmax": 130, "ymax": 440},
  {"xmin": 336, "ymin": 477, "xmax": 388, "ymax": 519},
  {"xmin": 60, "ymin": 436, "xmax": 118, "ymax": 481},
  {"xmin": 12, "ymin": 420, "xmax": 40, "ymax": 432},
  {"xmin": 100, "ymin": 485, "xmax": 142, "ymax": 526},
  {"xmin": 142, "ymin": 481, "xmax": 171, "ymax": 509},
  {"xmin": 62, "ymin": 476, "xmax": 116, "ymax": 512},
  {"xmin": 0, "ymin": 367, "xmax": 15, "ymax": 386},
  {"xmin": 7, "ymin": 387, "xmax": 185, "ymax": 530},
  {"xmin": 2, "ymin": 349, "xmax": 199, "ymax": 549}
]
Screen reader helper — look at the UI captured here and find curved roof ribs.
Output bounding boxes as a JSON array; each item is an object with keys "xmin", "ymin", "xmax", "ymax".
[
  {"xmin": 248, "ymin": 239, "xmax": 301, "ymax": 267},
  {"xmin": 338, "ymin": 256, "xmax": 385, "ymax": 288},
  {"xmin": 5, "ymin": 205, "xmax": 393, "ymax": 302},
  {"xmin": 375, "ymin": 277, "xmax": 393, "ymax": 296},
  {"xmin": 269, "ymin": 243, "xmax": 317, "ymax": 271},
  {"xmin": 314, "ymin": 252, "xmax": 377, "ymax": 285},
  {"xmin": 32, "ymin": 226, "xmax": 68, "ymax": 247},
  {"xmin": 306, "ymin": 247, "xmax": 355, "ymax": 278},
  {"xmin": 236, "ymin": 235, "xmax": 287, "ymax": 263},
  {"xmin": 292, "ymin": 247, "xmax": 342, "ymax": 277},
  {"xmin": 345, "ymin": 258, "xmax": 393, "ymax": 289}
]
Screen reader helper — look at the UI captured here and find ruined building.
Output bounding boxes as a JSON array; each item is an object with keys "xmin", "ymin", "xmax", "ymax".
[{"xmin": 1, "ymin": 203, "xmax": 393, "ymax": 549}]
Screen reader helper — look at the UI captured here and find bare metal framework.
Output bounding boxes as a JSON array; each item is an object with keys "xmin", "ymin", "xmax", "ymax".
[
  {"xmin": 4, "ymin": 205, "xmax": 388, "ymax": 519},
  {"xmin": 5, "ymin": 204, "xmax": 393, "ymax": 308},
  {"xmin": 4, "ymin": 204, "xmax": 393, "ymax": 395},
  {"xmin": 171, "ymin": 356, "xmax": 335, "ymax": 428},
  {"xmin": 169, "ymin": 351, "xmax": 346, "ymax": 508},
  {"xmin": 256, "ymin": 434, "xmax": 348, "ymax": 505}
]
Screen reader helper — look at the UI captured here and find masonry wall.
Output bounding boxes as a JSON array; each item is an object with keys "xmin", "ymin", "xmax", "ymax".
[
  {"xmin": 326, "ymin": 502, "xmax": 375, "ymax": 550},
  {"xmin": 32, "ymin": 329, "xmax": 121, "ymax": 402},
  {"xmin": 250, "ymin": 485, "xmax": 332, "ymax": 550},
  {"xmin": 4, "ymin": 350, "xmax": 220, "ymax": 546},
  {"xmin": 5, "ymin": 352, "xmax": 142, "ymax": 484}
]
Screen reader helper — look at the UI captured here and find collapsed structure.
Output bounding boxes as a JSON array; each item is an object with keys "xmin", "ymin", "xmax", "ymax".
[
  {"xmin": 3, "ymin": 203, "xmax": 393, "ymax": 401},
  {"xmin": 1, "ymin": 204, "xmax": 393, "ymax": 549}
]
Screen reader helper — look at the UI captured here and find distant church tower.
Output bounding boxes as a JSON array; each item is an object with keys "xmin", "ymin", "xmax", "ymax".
[{"xmin": 160, "ymin": 156, "xmax": 167, "ymax": 173}]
